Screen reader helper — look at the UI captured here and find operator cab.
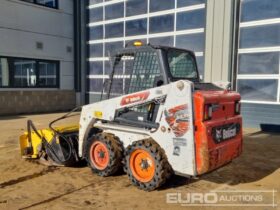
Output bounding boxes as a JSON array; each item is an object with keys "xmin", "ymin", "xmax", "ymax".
[
  {"xmin": 101, "ymin": 41, "xmax": 220, "ymax": 128},
  {"xmin": 102, "ymin": 41, "xmax": 221, "ymax": 100}
]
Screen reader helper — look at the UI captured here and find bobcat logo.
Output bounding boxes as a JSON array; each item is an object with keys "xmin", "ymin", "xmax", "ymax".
[
  {"xmin": 164, "ymin": 104, "xmax": 190, "ymax": 137},
  {"xmin": 215, "ymin": 128, "xmax": 222, "ymax": 141}
]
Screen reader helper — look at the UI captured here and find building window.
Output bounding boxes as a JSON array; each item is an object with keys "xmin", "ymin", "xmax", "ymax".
[
  {"xmin": 0, "ymin": 57, "xmax": 59, "ymax": 88},
  {"xmin": 38, "ymin": 61, "xmax": 58, "ymax": 87},
  {"xmin": 126, "ymin": 0, "xmax": 147, "ymax": 17},
  {"xmin": 237, "ymin": 0, "xmax": 280, "ymax": 104},
  {"xmin": 150, "ymin": 0, "xmax": 175, "ymax": 12},
  {"xmin": 14, "ymin": 59, "xmax": 37, "ymax": 87},
  {"xmin": 105, "ymin": 3, "xmax": 124, "ymax": 20},
  {"xmin": 21, "ymin": 0, "xmax": 58, "ymax": 9},
  {"xmin": 150, "ymin": 15, "xmax": 174, "ymax": 34}
]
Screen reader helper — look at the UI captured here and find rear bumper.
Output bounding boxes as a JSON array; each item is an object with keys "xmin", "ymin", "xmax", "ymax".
[{"xmin": 195, "ymin": 115, "xmax": 243, "ymax": 175}]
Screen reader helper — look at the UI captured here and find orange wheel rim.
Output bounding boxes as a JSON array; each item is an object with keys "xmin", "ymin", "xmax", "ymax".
[
  {"xmin": 129, "ymin": 149, "xmax": 155, "ymax": 183},
  {"xmin": 90, "ymin": 141, "xmax": 109, "ymax": 170}
]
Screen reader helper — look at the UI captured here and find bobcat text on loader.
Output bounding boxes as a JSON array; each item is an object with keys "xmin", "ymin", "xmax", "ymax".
[{"xmin": 19, "ymin": 42, "xmax": 242, "ymax": 191}]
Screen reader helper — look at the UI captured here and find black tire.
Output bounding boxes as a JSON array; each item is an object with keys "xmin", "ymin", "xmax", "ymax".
[
  {"xmin": 124, "ymin": 138, "xmax": 172, "ymax": 191},
  {"xmin": 86, "ymin": 133, "xmax": 123, "ymax": 176}
]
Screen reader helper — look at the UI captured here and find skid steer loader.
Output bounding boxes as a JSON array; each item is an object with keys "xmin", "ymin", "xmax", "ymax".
[{"xmin": 19, "ymin": 42, "xmax": 242, "ymax": 191}]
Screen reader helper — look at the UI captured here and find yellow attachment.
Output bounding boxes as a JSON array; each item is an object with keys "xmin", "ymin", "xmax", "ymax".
[{"xmin": 19, "ymin": 125, "xmax": 79, "ymax": 159}]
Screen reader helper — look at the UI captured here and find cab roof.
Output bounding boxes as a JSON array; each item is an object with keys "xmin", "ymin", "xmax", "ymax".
[{"xmin": 112, "ymin": 43, "xmax": 196, "ymax": 57}]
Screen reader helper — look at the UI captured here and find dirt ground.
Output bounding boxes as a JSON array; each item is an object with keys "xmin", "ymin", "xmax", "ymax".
[{"xmin": 0, "ymin": 112, "xmax": 279, "ymax": 210}]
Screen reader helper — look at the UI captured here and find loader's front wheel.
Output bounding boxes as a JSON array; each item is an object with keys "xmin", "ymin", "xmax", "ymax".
[
  {"xmin": 124, "ymin": 138, "xmax": 172, "ymax": 191},
  {"xmin": 86, "ymin": 133, "xmax": 123, "ymax": 176}
]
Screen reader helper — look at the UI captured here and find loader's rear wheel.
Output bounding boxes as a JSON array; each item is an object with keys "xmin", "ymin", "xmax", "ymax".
[
  {"xmin": 86, "ymin": 133, "xmax": 123, "ymax": 176},
  {"xmin": 130, "ymin": 149, "xmax": 155, "ymax": 183},
  {"xmin": 124, "ymin": 138, "xmax": 172, "ymax": 191}
]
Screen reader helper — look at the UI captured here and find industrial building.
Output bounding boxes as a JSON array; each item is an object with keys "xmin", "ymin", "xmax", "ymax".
[{"xmin": 0, "ymin": 0, "xmax": 279, "ymax": 128}]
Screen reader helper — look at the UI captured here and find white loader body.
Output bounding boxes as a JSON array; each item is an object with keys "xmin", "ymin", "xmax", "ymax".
[{"xmin": 79, "ymin": 80, "xmax": 197, "ymax": 176}]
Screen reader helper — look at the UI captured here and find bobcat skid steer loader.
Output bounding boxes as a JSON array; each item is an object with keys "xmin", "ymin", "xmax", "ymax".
[{"xmin": 19, "ymin": 42, "xmax": 242, "ymax": 191}]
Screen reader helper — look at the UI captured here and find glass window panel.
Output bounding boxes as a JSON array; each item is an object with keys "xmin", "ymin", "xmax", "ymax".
[
  {"xmin": 177, "ymin": 9, "xmax": 205, "ymax": 30},
  {"xmin": 124, "ymin": 78, "xmax": 131, "ymax": 91},
  {"xmin": 113, "ymin": 59, "xmax": 124, "ymax": 75},
  {"xmin": 237, "ymin": 79, "xmax": 278, "ymax": 102},
  {"xmin": 240, "ymin": 24, "xmax": 280, "ymax": 48},
  {"xmin": 87, "ymin": 78, "xmax": 104, "ymax": 92},
  {"xmin": 89, "ymin": 26, "xmax": 103, "ymax": 40},
  {"xmin": 103, "ymin": 57, "xmax": 128, "ymax": 99},
  {"xmin": 105, "ymin": 61, "xmax": 112, "ymax": 75},
  {"xmin": 0, "ymin": 58, "xmax": 9, "ymax": 87},
  {"xmin": 167, "ymin": 49, "xmax": 198, "ymax": 78},
  {"xmin": 46, "ymin": 78, "xmax": 56, "ymax": 86},
  {"xmin": 238, "ymin": 52, "xmax": 279, "ymax": 74},
  {"xmin": 48, "ymin": 63, "xmax": 55, "ymax": 75},
  {"xmin": 126, "ymin": 19, "xmax": 147, "ymax": 36},
  {"xmin": 14, "ymin": 60, "xmax": 36, "ymax": 87},
  {"xmin": 35, "ymin": 0, "xmax": 57, "ymax": 8},
  {"xmin": 105, "ymin": 3, "xmax": 124, "ymax": 20},
  {"xmin": 126, "ymin": 0, "xmax": 147, "ymax": 17},
  {"xmin": 105, "ymin": 41, "xmax": 124, "ymax": 56},
  {"xmin": 87, "ymin": 93, "xmax": 102, "ymax": 103},
  {"xmin": 150, "ymin": 0, "xmax": 175, "ymax": 12},
  {"xmin": 241, "ymin": 0, "xmax": 280, "ymax": 22},
  {"xmin": 89, "ymin": 0, "xmax": 103, "ymax": 4},
  {"xmin": 176, "ymin": 33, "xmax": 205, "ymax": 52},
  {"xmin": 149, "ymin": 36, "xmax": 174, "ymax": 47},
  {"xmin": 38, "ymin": 62, "xmax": 57, "ymax": 87},
  {"xmin": 123, "ymin": 56, "xmax": 135, "ymax": 75},
  {"xmin": 89, "ymin": 44, "xmax": 103, "ymax": 57},
  {"xmin": 89, "ymin": 7, "xmax": 103, "ymax": 22},
  {"xmin": 195, "ymin": 56, "xmax": 204, "ymax": 77},
  {"xmin": 150, "ymin": 15, "xmax": 174, "ymax": 34},
  {"xmin": 110, "ymin": 78, "xmax": 124, "ymax": 95},
  {"xmin": 177, "ymin": 0, "xmax": 205, "ymax": 7},
  {"xmin": 89, "ymin": 61, "xmax": 103, "ymax": 75},
  {"xmin": 105, "ymin": 22, "xmax": 124, "ymax": 38}
]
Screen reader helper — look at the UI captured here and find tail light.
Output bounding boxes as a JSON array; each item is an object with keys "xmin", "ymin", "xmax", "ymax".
[
  {"xmin": 235, "ymin": 101, "xmax": 241, "ymax": 115},
  {"xmin": 204, "ymin": 104, "xmax": 213, "ymax": 121}
]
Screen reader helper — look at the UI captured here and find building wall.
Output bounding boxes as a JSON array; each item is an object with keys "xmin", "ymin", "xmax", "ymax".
[
  {"xmin": 0, "ymin": 0, "xmax": 76, "ymax": 115},
  {"xmin": 242, "ymin": 103, "xmax": 280, "ymax": 127},
  {"xmin": 0, "ymin": 90, "xmax": 76, "ymax": 114},
  {"xmin": 204, "ymin": 0, "xmax": 235, "ymax": 82}
]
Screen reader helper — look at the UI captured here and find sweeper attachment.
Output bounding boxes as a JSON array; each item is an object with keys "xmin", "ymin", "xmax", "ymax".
[
  {"xmin": 19, "ymin": 42, "xmax": 243, "ymax": 191},
  {"xmin": 19, "ymin": 110, "xmax": 80, "ymax": 166}
]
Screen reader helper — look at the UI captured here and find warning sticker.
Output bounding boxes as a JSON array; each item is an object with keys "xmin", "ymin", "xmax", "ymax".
[{"xmin": 173, "ymin": 138, "xmax": 187, "ymax": 147}]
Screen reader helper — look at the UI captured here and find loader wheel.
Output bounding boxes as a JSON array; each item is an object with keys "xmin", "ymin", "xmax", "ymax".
[
  {"xmin": 86, "ymin": 133, "xmax": 123, "ymax": 176},
  {"xmin": 124, "ymin": 138, "xmax": 172, "ymax": 191}
]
